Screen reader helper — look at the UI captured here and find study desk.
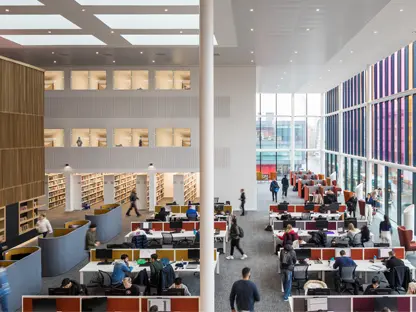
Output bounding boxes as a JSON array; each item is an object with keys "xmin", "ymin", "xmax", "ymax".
[
  {"xmin": 269, "ymin": 212, "xmax": 342, "ymax": 225},
  {"xmin": 125, "ymin": 230, "xmax": 228, "ymax": 251},
  {"xmin": 79, "ymin": 255, "xmax": 220, "ymax": 284},
  {"xmin": 151, "ymin": 213, "xmax": 199, "ymax": 221}
]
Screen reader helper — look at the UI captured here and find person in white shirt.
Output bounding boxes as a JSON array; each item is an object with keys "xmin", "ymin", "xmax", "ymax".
[
  {"xmin": 36, "ymin": 213, "xmax": 53, "ymax": 238},
  {"xmin": 292, "ymin": 237, "xmax": 307, "ymax": 249},
  {"xmin": 169, "ymin": 277, "xmax": 191, "ymax": 296}
]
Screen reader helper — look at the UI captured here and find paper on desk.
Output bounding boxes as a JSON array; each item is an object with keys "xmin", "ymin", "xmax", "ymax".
[{"xmin": 140, "ymin": 249, "xmax": 156, "ymax": 259}]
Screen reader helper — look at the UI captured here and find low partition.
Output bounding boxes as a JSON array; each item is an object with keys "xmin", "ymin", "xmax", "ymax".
[
  {"xmin": 273, "ymin": 220, "xmax": 367, "ymax": 231},
  {"xmin": 304, "ymin": 185, "xmax": 334, "ymax": 201},
  {"xmin": 293, "ymin": 247, "xmax": 405, "ymax": 261},
  {"xmin": 39, "ymin": 220, "xmax": 90, "ymax": 277},
  {"xmin": 291, "ymin": 295, "xmax": 414, "ymax": 312},
  {"xmin": 85, "ymin": 204, "xmax": 122, "ymax": 242},
  {"xmin": 155, "ymin": 205, "xmax": 232, "ymax": 214},
  {"xmin": 2, "ymin": 247, "xmax": 41, "ymax": 312},
  {"xmin": 90, "ymin": 248, "xmax": 217, "ymax": 262},
  {"xmin": 131, "ymin": 221, "xmax": 227, "ymax": 232},
  {"xmin": 22, "ymin": 296, "xmax": 200, "ymax": 312},
  {"xmin": 269, "ymin": 204, "xmax": 346, "ymax": 213}
]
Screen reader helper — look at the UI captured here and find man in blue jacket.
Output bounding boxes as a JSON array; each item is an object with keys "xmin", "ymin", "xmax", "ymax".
[
  {"xmin": 111, "ymin": 254, "xmax": 133, "ymax": 285},
  {"xmin": 333, "ymin": 250, "xmax": 359, "ymax": 294},
  {"xmin": 230, "ymin": 267, "xmax": 260, "ymax": 312},
  {"xmin": 186, "ymin": 206, "xmax": 198, "ymax": 220}
]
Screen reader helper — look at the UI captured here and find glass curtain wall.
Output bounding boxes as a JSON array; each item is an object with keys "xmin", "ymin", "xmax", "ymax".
[{"xmin": 256, "ymin": 93, "xmax": 322, "ymax": 179}]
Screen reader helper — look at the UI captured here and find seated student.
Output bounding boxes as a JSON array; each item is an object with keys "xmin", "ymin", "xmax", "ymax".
[
  {"xmin": 345, "ymin": 223, "xmax": 360, "ymax": 245},
  {"xmin": 186, "ymin": 206, "xmax": 198, "ymax": 220},
  {"xmin": 155, "ymin": 207, "xmax": 167, "ymax": 221},
  {"xmin": 360, "ymin": 225, "xmax": 372, "ymax": 246},
  {"xmin": 61, "ymin": 278, "xmax": 87, "ymax": 295},
  {"xmin": 333, "ymin": 250, "xmax": 359, "ymax": 294},
  {"xmin": 406, "ymin": 282, "xmax": 416, "ymax": 294},
  {"xmin": 384, "ymin": 250, "xmax": 405, "ymax": 286},
  {"xmin": 150, "ymin": 253, "xmax": 164, "ymax": 285},
  {"xmin": 111, "ymin": 254, "xmax": 133, "ymax": 285},
  {"xmin": 131, "ymin": 229, "xmax": 148, "ymax": 249},
  {"xmin": 363, "ymin": 276, "xmax": 380, "ymax": 294},
  {"xmin": 292, "ymin": 237, "xmax": 307, "ymax": 249},
  {"xmin": 122, "ymin": 277, "xmax": 141, "ymax": 295},
  {"xmin": 313, "ymin": 190, "xmax": 324, "ymax": 205},
  {"xmin": 149, "ymin": 306, "xmax": 159, "ymax": 312},
  {"xmin": 325, "ymin": 189, "xmax": 336, "ymax": 204},
  {"xmin": 169, "ymin": 277, "xmax": 191, "ymax": 296}
]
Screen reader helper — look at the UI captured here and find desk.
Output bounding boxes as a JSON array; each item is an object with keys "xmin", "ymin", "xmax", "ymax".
[
  {"xmin": 125, "ymin": 230, "xmax": 228, "ymax": 251},
  {"xmin": 79, "ymin": 255, "xmax": 220, "ymax": 284},
  {"xmin": 269, "ymin": 212, "xmax": 342, "ymax": 225}
]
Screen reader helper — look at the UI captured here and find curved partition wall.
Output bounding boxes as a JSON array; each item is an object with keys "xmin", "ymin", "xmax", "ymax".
[
  {"xmin": 2, "ymin": 247, "xmax": 41, "ymax": 312},
  {"xmin": 39, "ymin": 220, "xmax": 90, "ymax": 277},
  {"xmin": 85, "ymin": 204, "xmax": 121, "ymax": 242}
]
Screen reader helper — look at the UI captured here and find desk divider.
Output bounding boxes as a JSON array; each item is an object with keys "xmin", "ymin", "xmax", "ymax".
[
  {"xmin": 107, "ymin": 297, "xmax": 140, "ymax": 311},
  {"xmin": 351, "ymin": 249, "xmax": 364, "ymax": 260},
  {"xmin": 155, "ymin": 206, "xmax": 163, "ymax": 213},
  {"xmin": 310, "ymin": 249, "xmax": 322, "ymax": 260},
  {"xmin": 299, "ymin": 247, "xmax": 405, "ymax": 261},
  {"xmin": 53, "ymin": 228, "xmax": 74, "ymax": 237},
  {"xmin": 131, "ymin": 221, "xmax": 227, "ymax": 232},
  {"xmin": 155, "ymin": 249, "xmax": 175, "ymax": 261}
]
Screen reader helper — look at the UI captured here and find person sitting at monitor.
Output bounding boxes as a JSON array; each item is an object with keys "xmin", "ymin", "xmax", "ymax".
[
  {"xmin": 169, "ymin": 277, "xmax": 191, "ymax": 296},
  {"xmin": 131, "ymin": 228, "xmax": 148, "ymax": 249},
  {"xmin": 292, "ymin": 237, "xmax": 307, "ymax": 249},
  {"xmin": 384, "ymin": 250, "xmax": 405, "ymax": 286},
  {"xmin": 345, "ymin": 223, "xmax": 360, "ymax": 245},
  {"xmin": 111, "ymin": 254, "xmax": 133, "ymax": 286},
  {"xmin": 346, "ymin": 193, "xmax": 357, "ymax": 218},
  {"xmin": 150, "ymin": 253, "xmax": 164, "ymax": 285},
  {"xmin": 155, "ymin": 207, "xmax": 167, "ymax": 221},
  {"xmin": 360, "ymin": 225, "xmax": 372, "ymax": 247},
  {"xmin": 333, "ymin": 250, "xmax": 359, "ymax": 294},
  {"xmin": 85, "ymin": 224, "xmax": 100, "ymax": 256},
  {"xmin": 406, "ymin": 282, "xmax": 416, "ymax": 294},
  {"xmin": 282, "ymin": 224, "xmax": 299, "ymax": 246},
  {"xmin": 61, "ymin": 278, "xmax": 87, "ymax": 295},
  {"xmin": 122, "ymin": 277, "xmax": 141, "ymax": 296},
  {"xmin": 186, "ymin": 206, "xmax": 198, "ymax": 220},
  {"xmin": 313, "ymin": 190, "xmax": 323, "ymax": 205},
  {"xmin": 325, "ymin": 189, "xmax": 336, "ymax": 204},
  {"xmin": 363, "ymin": 276, "xmax": 380, "ymax": 294}
]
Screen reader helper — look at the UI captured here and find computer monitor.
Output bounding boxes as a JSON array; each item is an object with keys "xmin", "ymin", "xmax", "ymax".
[
  {"xmin": 323, "ymin": 195, "xmax": 331, "ymax": 205},
  {"xmin": 373, "ymin": 288, "xmax": 393, "ymax": 295},
  {"xmin": 378, "ymin": 248, "xmax": 392, "ymax": 259},
  {"xmin": 170, "ymin": 220, "xmax": 183, "ymax": 231},
  {"xmin": 300, "ymin": 243, "xmax": 317, "ymax": 248},
  {"xmin": 214, "ymin": 204, "xmax": 224, "ymax": 213},
  {"xmin": 162, "ymin": 288, "xmax": 185, "ymax": 296},
  {"xmin": 335, "ymin": 248, "xmax": 351, "ymax": 258},
  {"xmin": 315, "ymin": 220, "xmax": 328, "ymax": 230},
  {"xmin": 328, "ymin": 202, "xmax": 339, "ymax": 212},
  {"xmin": 295, "ymin": 248, "xmax": 311, "ymax": 260},
  {"xmin": 307, "ymin": 288, "xmax": 331, "ymax": 296},
  {"xmin": 304, "ymin": 203, "xmax": 315, "ymax": 211},
  {"xmin": 283, "ymin": 220, "xmax": 296, "ymax": 229},
  {"xmin": 96, "ymin": 249, "xmax": 113, "ymax": 264},
  {"xmin": 344, "ymin": 218, "xmax": 357, "ymax": 229},
  {"xmin": 141, "ymin": 222, "xmax": 151, "ymax": 230},
  {"xmin": 278, "ymin": 203, "xmax": 289, "ymax": 212},
  {"xmin": 374, "ymin": 297, "xmax": 397, "ymax": 311},
  {"xmin": 374, "ymin": 243, "xmax": 390, "ymax": 247},
  {"xmin": 188, "ymin": 249, "xmax": 200, "ymax": 260},
  {"xmin": 48, "ymin": 288, "xmax": 71, "ymax": 296}
]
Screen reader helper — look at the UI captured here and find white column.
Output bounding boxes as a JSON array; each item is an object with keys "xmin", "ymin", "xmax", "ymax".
[
  {"xmin": 173, "ymin": 174, "xmax": 185, "ymax": 205},
  {"xmin": 290, "ymin": 93, "xmax": 295, "ymax": 170},
  {"xmin": 320, "ymin": 93, "xmax": 325, "ymax": 174},
  {"xmin": 366, "ymin": 65, "xmax": 373, "ymax": 193},
  {"xmin": 66, "ymin": 173, "xmax": 80, "ymax": 212},
  {"xmin": 199, "ymin": 0, "xmax": 215, "ymax": 311},
  {"xmin": 136, "ymin": 175, "xmax": 147, "ymax": 211},
  {"xmin": 148, "ymin": 172, "xmax": 156, "ymax": 211},
  {"xmin": 103, "ymin": 175, "xmax": 115, "ymax": 204}
]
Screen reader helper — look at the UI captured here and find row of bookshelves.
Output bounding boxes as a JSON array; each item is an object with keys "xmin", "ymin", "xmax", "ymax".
[{"xmin": 19, "ymin": 196, "xmax": 45, "ymax": 235}]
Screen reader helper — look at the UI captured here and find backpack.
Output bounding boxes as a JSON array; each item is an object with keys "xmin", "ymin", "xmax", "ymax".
[
  {"xmin": 238, "ymin": 226, "xmax": 244, "ymax": 238},
  {"xmin": 281, "ymin": 250, "xmax": 293, "ymax": 267},
  {"xmin": 265, "ymin": 225, "xmax": 272, "ymax": 231}
]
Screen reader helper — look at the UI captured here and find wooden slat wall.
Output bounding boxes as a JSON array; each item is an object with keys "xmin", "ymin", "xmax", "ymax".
[{"xmin": 0, "ymin": 57, "xmax": 45, "ymax": 207}]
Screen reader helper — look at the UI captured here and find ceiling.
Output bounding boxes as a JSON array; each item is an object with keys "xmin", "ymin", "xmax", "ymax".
[{"xmin": 0, "ymin": 0, "xmax": 415, "ymax": 93}]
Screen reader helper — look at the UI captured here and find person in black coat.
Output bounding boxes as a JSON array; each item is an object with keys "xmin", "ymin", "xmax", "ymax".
[
  {"xmin": 156, "ymin": 207, "xmax": 167, "ymax": 221},
  {"xmin": 384, "ymin": 250, "xmax": 405, "ymax": 286},
  {"xmin": 61, "ymin": 278, "xmax": 87, "ymax": 295},
  {"xmin": 346, "ymin": 193, "xmax": 357, "ymax": 218},
  {"xmin": 239, "ymin": 189, "xmax": 246, "ymax": 216}
]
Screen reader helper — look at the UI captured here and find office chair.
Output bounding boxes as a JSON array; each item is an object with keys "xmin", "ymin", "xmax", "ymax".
[
  {"xmin": 301, "ymin": 213, "xmax": 311, "ymax": 220},
  {"xmin": 187, "ymin": 215, "xmax": 198, "ymax": 221},
  {"xmin": 147, "ymin": 239, "xmax": 163, "ymax": 249},
  {"xmin": 390, "ymin": 266, "xmax": 409, "ymax": 294},
  {"xmin": 338, "ymin": 266, "xmax": 357, "ymax": 295},
  {"xmin": 352, "ymin": 233, "xmax": 364, "ymax": 247},
  {"xmin": 293, "ymin": 264, "xmax": 309, "ymax": 294},
  {"xmin": 162, "ymin": 232, "xmax": 178, "ymax": 245},
  {"xmin": 173, "ymin": 240, "xmax": 193, "ymax": 249}
]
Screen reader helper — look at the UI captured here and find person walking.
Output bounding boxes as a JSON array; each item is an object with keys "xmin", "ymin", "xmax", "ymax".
[
  {"xmin": 270, "ymin": 179, "xmax": 279, "ymax": 202},
  {"xmin": 229, "ymin": 267, "xmax": 260, "ymax": 312},
  {"xmin": 281, "ymin": 175, "xmax": 289, "ymax": 199},
  {"xmin": 365, "ymin": 193, "xmax": 375, "ymax": 224},
  {"xmin": 126, "ymin": 189, "xmax": 140, "ymax": 217},
  {"xmin": 280, "ymin": 242, "xmax": 297, "ymax": 301},
  {"xmin": 0, "ymin": 267, "xmax": 10, "ymax": 312},
  {"xmin": 346, "ymin": 193, "xmax": 358, "ymax": 218},
  {"xmin": 226, "ymin": 218, "xmax": 247, "ymax": 260},
  {"xmin": 36, "ymin": 213, "xmax": 53, "ymax": 238},
  {"xmin": 239, "ymin": 188, "xmax": 246, "ymax": 216},
  {"xmin": 379, "ymin": 215, "xmax": 393, "ymax": 246}
]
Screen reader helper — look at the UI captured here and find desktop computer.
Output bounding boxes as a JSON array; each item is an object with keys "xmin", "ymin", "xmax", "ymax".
[
  {"xmin": 295, "ymin": 248, "xmax": 311, "ymax": 262},
  {"xmin": 304, "ymin": 203, "xmax": 315, "ymax": 212},
  {"xmin": 283, "ymin": 220, "xmax": 296, "ymax": 229},
  {"xmin": 278, "ymin": 203, "xmax": 289, "ymax": 212},
  {"xmin": 188, "ymin": 249, "xmax": 200, "ymax": 265},
  {"xmin": 96, "ymin": 249, "xmax": 113, "ymax": 265},
  {"xmin": 170, "ymin": 220, "xmax": 183, "ymax": 233},
  {"xmin": 315, "ymin": 220, "xmax": 328, "ymax": 230}
]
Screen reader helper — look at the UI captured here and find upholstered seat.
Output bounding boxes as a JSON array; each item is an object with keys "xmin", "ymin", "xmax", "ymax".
[{"xmin": 398, "ymin": 226, "xmax": 416, "ymax": 253}]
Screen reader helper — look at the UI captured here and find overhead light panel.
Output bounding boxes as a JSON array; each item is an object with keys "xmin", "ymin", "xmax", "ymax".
[
  {"xmin": 0, "ymin": 0, "xmax": 43, "ymax": 5},
  {"xmin": 1, "ymin": 35, "xmax": 106, "ymax": 46},
  {"xmin": 0, "ymin": 15, "xmax": 80, "ymax": 29},
  {"xmin": 74, "ymin": 0, "xmax": 198, "ymax": 5},
  {"xmin": 95, "ymin": 14, "xmax": 198, "ymax": 29},
  {"xmin": 121, "ymin": 34, "xmax": 218, "ymax": 46}
]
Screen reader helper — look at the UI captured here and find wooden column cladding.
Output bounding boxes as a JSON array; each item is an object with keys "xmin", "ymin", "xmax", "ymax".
[{"xmin": 0, "ymin": 56, "xmax": 45, "ymax": 207}]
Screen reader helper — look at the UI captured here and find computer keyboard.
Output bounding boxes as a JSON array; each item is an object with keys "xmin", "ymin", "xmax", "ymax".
[
  {"xmin": 189, "ymin": 261, "xmax": 200, "ymax": 265},
  {"xmin": 314, "ymin": 260, "xmax": 323, "ymax": 264}
]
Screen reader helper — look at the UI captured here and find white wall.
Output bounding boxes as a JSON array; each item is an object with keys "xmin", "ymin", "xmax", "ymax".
[
  {"xmin": 44, "ymin": 66, "xmax": 257, "ymax": 209},
  {"xmin": 163, "ymin": 172, "xmax": 174, "ymax": 198}
]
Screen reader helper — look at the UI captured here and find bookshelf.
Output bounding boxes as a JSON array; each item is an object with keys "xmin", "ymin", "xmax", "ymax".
[
  {"xmin": 47, "ymin": 174, "xmax": 66, "ymax": 210},
  {"xmin": 146, "ymin": 175, "xmax": 150, "ymax": 209},
  {"xmin": 184, "ymin": 173, "xmax": 197, "ymax": 203},
  {"xmin": 81, "ymin": 174, "xmax": 104, "ymax": 206},
  {"xmin": 156, "ymin": 173, "xmax": 165, "ymax": 203},
  {"xmin": 114, "ymin": 173, "xmax": 137, "ymax": 203},
  {"xmin": 19, "ymin": 196, "xmax": 45, "ymax": 235},
  {"xmin": 0, "ymin": 206, "xmax": 5, "ymax": 241}
]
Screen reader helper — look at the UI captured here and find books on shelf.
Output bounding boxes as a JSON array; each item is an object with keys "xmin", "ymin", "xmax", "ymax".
[
  {"xmin": 47, "ymin": 174, "xmax": 66, "ymax": 210},
  {"xmin": 18, "ymin": 196, "xmax": 45, "ymax": 235},
  {"xmin": 184, "ymin": 173, "xmax": 197, "ymax": 203},
  {"xmin": 156, "ymin": 173, "xmax": 164, "ymax": 203},
  {"xmin": 114, "ymin": 173, "xmax": 137, "ymax": 203},
  {"xmin": 81, "ymin": 174, "xmax": 104, "ymax": 206}
]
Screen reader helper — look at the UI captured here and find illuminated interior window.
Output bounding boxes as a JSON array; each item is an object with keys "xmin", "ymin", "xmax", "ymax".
[
  {"xmin": 72, "ymin": 129, "xmax": 107, "ymax": 147},
  {"xmin": 44, "ymin": 71, "xmax": 64, "ymax": 90},
  {"xmin": 44, "ymin": 129, "xmax": 64, "ymax": 147},
  {"xmin": 155, "ymin": 70, "xmax": 190, "ymax": 90},
  {"xmin": 114, "ymin": 70, "xmax": 149, "ymax": 90},
  {"xmin": 71, "ymin": 71, "xmax": 107, "ymax": 90}
]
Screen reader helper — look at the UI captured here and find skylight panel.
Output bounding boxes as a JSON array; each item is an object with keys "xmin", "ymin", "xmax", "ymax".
[{"xmin": 1, "ymin": 35, "xmax": 106, "ymax": 46}]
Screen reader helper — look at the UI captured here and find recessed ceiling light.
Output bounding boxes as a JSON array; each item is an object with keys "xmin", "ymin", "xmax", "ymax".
[
  {"xmin": 250, "ymin": 51, "xmax": 254, "ymax": 54},
  {"xmin": 5, "ymin": 9, "xmax": 10, "ymax": 12},
  {"xmin": 250, "ymin": 9, "xmax": 253, "ymax": 12},
  {"xmin": 294, "ymin": 51, "xmax": 298, "ymax": 54},
  {"xmin": 95, "ymin": 14, "xmax": 199, "ymax": 29},
  {"xmin": 350, "ymin": 50, "xmax": 354, "ymax": 54},
  {"xmin": 400, "ymin": 9, "xmax": 404, "ymax": 12},
  {"xmin": 1, "ymin": 34, "xmax": 106, "ymax": 46},
  {"xmin": 250, "ymin": 28, "xmax": 254, "ymax": 31},
  {"xmin": 328, "ymin": 69, "xmax": 331, "ymax": 72},
  {"xmin": 0, "ymin": 14, "xmax": 80, "ymax": 29},
  {"xmin": 53, "ymin": 60, "xmax": 56, "ymax": 63},
  {"xmin": 306, "ymin": 28, "xmax": 310, "ymax": 31},
  {"xmin": 179, "ymin": 30, "xmax": 183, "ymax": 34},
  {"xmin": 96, "ymin": 51, "xmax": 99, "ymax": 54},
  {"xmin": 75, "ymin": 0, "xmax": 199, "ymax": 5},
  {"xmin": 152, "ymin": 60, "xmax": 155, "ymax": 63},
  {"xmin": 281, "ymin": 77, "xmax": 284, "ymax": 80},
  {"xmin": 111, "ymin": 30, "xmax": 114, "ymax": 34},
  {"xmin": 316, "ymin": 8, "xmax": 320, "ymax": 12},
  {"xmin": 339, "ymin": 60, "xmax": 343, "ymax": 63},
  {"xmin": 122, "ymin": 34, "xmax": 218, "ymax": 46},
  {"xmin": 113, "ymin": 60, "xmax": 115, "ymax": 63},
  {"xmin": 373, "ymin": 30, "xmax": 378, "ymax": 34},
  {"xmin": 82, "ymin": 8, "xmax": 86, "ymax": 12},
  {"xmin": 251, "ymin": 60, "xmax": 254, "ymax": 63},
  {"xmin": 48, "ymin": 30, "xmax": 51, "ymax": 33},
  {"xmin": 164, "ymin": 8, "xmax": 168, "ymax": 12},
  {"xmin": 140, "ymin": 51, "xmax": 143, "ymax": 54},
  {"xmin": 289, "ymin": 60, "xmax": 293, "ymax": 62},
  {"xmin": 51, "ymin": 51, "xmax": 54, "ymax": 54}
]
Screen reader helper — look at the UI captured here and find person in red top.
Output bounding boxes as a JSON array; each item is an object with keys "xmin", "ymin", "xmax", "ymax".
[{"xmin": 276, "ymin": 224, "xmax": 299, "ymax": 254}]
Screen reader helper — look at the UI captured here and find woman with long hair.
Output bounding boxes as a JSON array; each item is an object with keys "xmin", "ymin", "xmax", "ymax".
[{"xmin": 379, "ymin": 215, "xmax": 393, "ymax": 246}]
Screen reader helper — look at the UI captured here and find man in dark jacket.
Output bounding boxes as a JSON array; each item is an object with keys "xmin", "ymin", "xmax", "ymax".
[
  {"xmin": 280, "ymin": 242, "xmax": 297, "ymax": 301},
  {"xmin": 239, "ymin": 189, "xmax": 246, "ymax": 216},
  {"xmin": 281, "ymin": 175, "xmax": 289, "ymax": 199},
  {"xmin": 384, "ymin": 250, "xmax": 405, "ymax": 286},
  {"xmin": 308, "ymin": 230, "xmax": 327, "ymax": 247},
  {"xmin": 61, "ymin": 278, "xmax": 87, "ymax": 295},
  {"xmin": 270, "ymin": 180, "xmax": 279, "ymax": 202},
  {"xmin": 150, "ymin": 253, "xmax": 163, "ymax": 285},
  {"xmin": 229, "ymin": 267, "xmax": 260, "ymax": 312},
  {"xmin": 346, "ymin": 193, "xmax": 357, "ymax": 218},
  {"xmin": 126, "ymin": 189, "xmax": 140, "ymax": 217}
]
